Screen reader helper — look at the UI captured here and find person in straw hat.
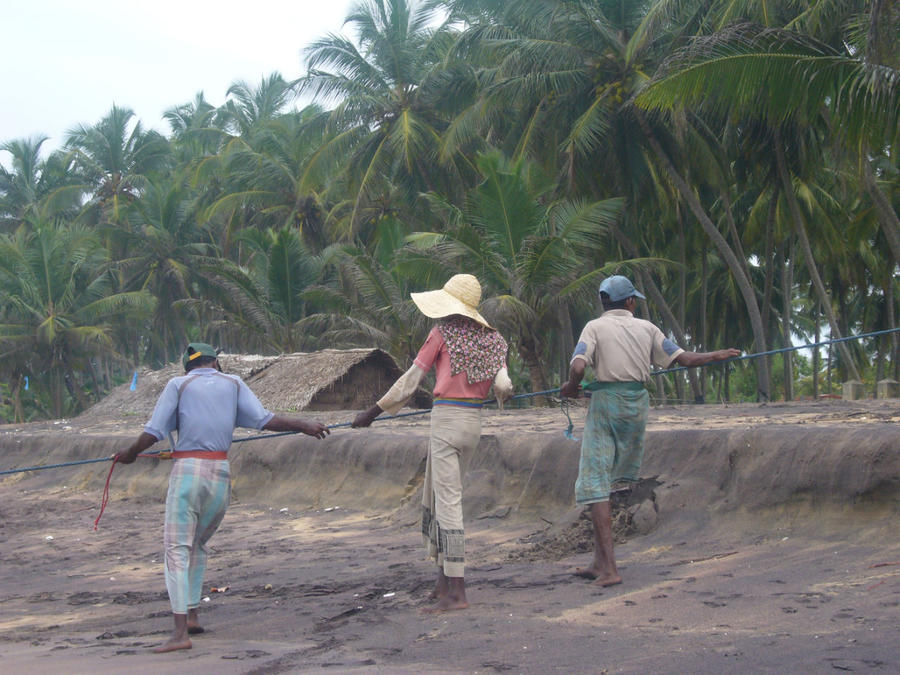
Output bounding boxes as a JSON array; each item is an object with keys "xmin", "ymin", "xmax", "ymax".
[{"xmin": 353, "ymin": 274, "xmax": 513, "ymax": 611}]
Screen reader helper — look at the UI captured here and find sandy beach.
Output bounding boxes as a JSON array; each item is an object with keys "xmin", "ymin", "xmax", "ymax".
[{"xmin": 1, "ymin": 399, "xmax": 899, "ymax": 673}]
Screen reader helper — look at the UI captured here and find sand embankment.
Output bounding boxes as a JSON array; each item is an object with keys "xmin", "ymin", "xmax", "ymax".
[{"xmin": 2, "ymin": 399, "xmax": 898, "ymax": 532}]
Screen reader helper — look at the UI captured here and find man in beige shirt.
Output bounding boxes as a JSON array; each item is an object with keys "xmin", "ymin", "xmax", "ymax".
[{"xmin": 560, "ymin": 275, "xmax": 739, "ymax": 587}]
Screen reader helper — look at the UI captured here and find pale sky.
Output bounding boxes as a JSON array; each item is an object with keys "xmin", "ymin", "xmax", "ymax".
[{"xmin": 1, "ymin": 0, "xmax": 359, "ymax": 156}]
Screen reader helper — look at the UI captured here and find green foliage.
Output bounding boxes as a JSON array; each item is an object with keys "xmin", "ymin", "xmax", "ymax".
[{"xmin": 0, "ymin": 0, "xmax": 898, "ymax": 419}]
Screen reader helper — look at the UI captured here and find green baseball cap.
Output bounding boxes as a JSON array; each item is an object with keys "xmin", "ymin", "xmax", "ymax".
[{"xmin": 182, "ymin": 342, "xmax": 219, "ymax": 369}]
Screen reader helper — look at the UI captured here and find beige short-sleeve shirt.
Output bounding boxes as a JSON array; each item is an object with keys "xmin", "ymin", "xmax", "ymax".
[{"xmin": 571, "ymin": 309, "xmax": 684, "ymax": 382}]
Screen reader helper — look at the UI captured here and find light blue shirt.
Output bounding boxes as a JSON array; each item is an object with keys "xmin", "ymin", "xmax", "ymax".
[{"xmin": 144, "ymin": 368, "xmax": 275, "ymax": 452}]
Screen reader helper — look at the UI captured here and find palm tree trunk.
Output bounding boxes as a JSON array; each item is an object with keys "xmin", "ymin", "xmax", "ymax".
[
  {"xmin": 637, "ymin": 111, "xmax": 770, "ymax": 400},
  {"xmin": 87, "ymin": 358, "xmax": 103, "ymax": 402},
  {"xmin": 773, "ymin": 131, "xmax": 862, "ymax": 382},
  {"xmin": 813, "ymin": 303, "xmax": 820, "ymax": 399},
  {"xmin": 862, "ymin": 158, "xmax": 900, "ymax": 267},
  {"xmin": 888, "ymin": 278, "xmax": 899, "ymax": 381},
  {"xmin": 762, "ymin": 186, "xmax": 778, "ymax": 397},
  {"xmin": 65, "ymin": 367, "xmax": 90, "ymax": 412},
  {"xmin": 12, "ymin": 375, "xmax": 24, "ymax": 424},
  {"xmin": 518, "ymin": 337, "xmax": 549, "ymax": 405},
  {"xmin": 557, "ymin": 301, "xmax": 575, "ymax": 384},
  {"xmin": 701, "ymin": 243, "xmax": 708, "ymax": 399},
  {"xmin": 780, "ymin": 240, "xmax": 794, "ymax": 401},
  {"xmin": 609, "ymin": 222, "xmax": 702, "ymax": 400}
]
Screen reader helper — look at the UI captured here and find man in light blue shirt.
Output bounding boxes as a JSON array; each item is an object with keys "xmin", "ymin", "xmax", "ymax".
[{"xmin": 117, "ymin": 343, "xmax": 329, "ymax": 653}]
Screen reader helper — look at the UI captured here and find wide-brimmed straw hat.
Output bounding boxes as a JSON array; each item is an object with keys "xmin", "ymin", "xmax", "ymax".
[{"xmin": 410, "ymin": 274, "xmax": 492, "ymax": 328}]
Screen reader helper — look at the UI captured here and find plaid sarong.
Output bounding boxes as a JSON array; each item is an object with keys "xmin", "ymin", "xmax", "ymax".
[
  {"xmin": 163, "ymin": 457, "xmax": 231, "ymax": 613},
  {"xmin": 575, "ymin": 382, "xmax": 649, "ymax": 505}
]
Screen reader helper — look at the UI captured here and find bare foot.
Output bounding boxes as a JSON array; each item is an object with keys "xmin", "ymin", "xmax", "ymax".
[
  {"xmin": 429, "ymin": 577, "xmax": 449, "ymax": 600},
  {"xmin": 186, "ymin": 608, "xmax": 203, "ymax": 634},
  {"xmin": 591, "ymin": 574, "xmax": 623, "ymax": 588},
  {"xmin": 573, "ymin": 566, "xmax": 600, "ymax": 579},
  {"xmin": 422, "ymin": 596, "xmax": 469, "ymax": 613},
  {"xmin": 152, "ymin": 637, "xmax": 192, "ymax": 653}
]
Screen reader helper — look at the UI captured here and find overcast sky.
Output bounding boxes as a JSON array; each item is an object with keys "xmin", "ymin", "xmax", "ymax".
[{"xmin": 1, "ymin": 0, "xmax": 359, "ymax": 156}]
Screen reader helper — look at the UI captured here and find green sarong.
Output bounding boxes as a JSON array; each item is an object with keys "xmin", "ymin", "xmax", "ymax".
[{"xmin": 575, "ymin": 381, "xmax": 649, "ymax": 505}]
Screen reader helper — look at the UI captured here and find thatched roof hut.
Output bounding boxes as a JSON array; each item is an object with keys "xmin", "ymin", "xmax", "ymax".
[
  {"xmin": 79, "ymin": 349, "xmax": 428, "ymax": 422},
  {"xmin": 243, "ymin": 348, "xmax": 430, "ymax": 412}
]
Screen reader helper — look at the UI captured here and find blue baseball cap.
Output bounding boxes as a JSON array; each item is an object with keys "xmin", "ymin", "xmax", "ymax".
[{"xmin": 599, "ymin": 275, "xmax": 646, "ymax": 302}]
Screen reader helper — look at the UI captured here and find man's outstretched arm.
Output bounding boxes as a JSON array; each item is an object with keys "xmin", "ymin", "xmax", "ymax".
[
  {"xmin": 264, "ymin": 415, "xmax": 330, "ymax": 439},
  {"xmin": 674, "ymin": 348, "xmax": 741, "ymax": 368}
]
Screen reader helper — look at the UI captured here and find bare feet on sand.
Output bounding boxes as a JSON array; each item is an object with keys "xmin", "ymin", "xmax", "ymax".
[
  {"xmin": 573, "ymin": 566, "xmax": 601, "ymax": 579},
  {"xmin": 423, "ymin": 572, "xmax": 468, "ymax": 612},
  {"xmin": 186, "ymin": 608, "xmax": 204, "ymax": 634},
  {"xmin": 573, "ymin": 566, "xmax": 622, "ymax": 587},
  {"xmin": 422, "ymin": 596, "xmax": 469, "ymax": 613},
  {"xmin": 592, "ymin": 574, "xmax": 622, "ymax": 587},
  {"xmin": 152, "ymin": 637, "xmax": 192, "ymax": 653},
  {"xmin": 154, "ymin": 612, "xmax": 194, "ymax": 652},
  {"xmin": 429, "ymin": 574, "xmax": 449, "ymax": 600}
]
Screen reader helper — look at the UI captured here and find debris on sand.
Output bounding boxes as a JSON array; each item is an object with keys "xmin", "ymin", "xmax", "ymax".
[{"xmin": 507, "ymin": 477, "xmax": 662, "ymax": 562}]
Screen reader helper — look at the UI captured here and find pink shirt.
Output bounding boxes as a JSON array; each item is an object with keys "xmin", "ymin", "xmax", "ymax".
[{"xmin": 414, "ymin": 326, "xmax": 496, "ymax": 400}]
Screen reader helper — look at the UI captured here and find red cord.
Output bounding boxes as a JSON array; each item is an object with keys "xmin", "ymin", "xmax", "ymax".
[{"xmin": 93, "ymin": 455, "xmax": 119, "ymax": 530}]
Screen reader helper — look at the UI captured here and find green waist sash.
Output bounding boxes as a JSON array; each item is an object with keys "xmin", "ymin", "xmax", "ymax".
[{"xmin": 583, "ymin": 380, "xmax": 645, "ymax": 392}]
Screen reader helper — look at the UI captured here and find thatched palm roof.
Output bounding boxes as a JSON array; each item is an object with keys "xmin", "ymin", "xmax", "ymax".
[
  {"xmin": 79, "ymin": 348, "xmax": 410, "ymax": 421},
  {"xmin": 243, "ymin": 348, "xmax": 405, "ymax": 411}
]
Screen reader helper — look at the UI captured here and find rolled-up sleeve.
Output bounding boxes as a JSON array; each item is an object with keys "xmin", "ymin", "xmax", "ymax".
[
  {"xmin": 377, "ymin": 364, "xmax": 427, "ymax": 415},
  {"xmin": 652, "ymin": 332, "xmax": 684, "ymax": 369},
  {"xmin": 571, "ymin": 325, "xmax": 595, "ymax": 367}
]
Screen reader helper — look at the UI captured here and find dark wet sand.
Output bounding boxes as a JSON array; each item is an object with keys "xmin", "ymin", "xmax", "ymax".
[{"xmin": 1, "ymin": 400, "xmax": 899, "ymax": 673}]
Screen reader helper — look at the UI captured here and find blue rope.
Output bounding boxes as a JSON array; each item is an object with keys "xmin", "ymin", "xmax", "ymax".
[
  {"xmin": 3, "ymin": 328, "xmax": 897, "ymax": 477},
  {"xmin": 654, "ymin": 326, "xmax": 900, "ymax": 376},
  {"xmin": 0, "ymin": 456, "xmax": 116, "ymax": 476}
]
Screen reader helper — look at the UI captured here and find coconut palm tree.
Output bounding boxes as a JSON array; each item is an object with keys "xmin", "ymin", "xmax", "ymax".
[
  {"xmin": 0, "ymin": 137, "xmax": 83, "ymax": 232},
  {"xmin": 218, "ymin": 73, "xmax": 296, "ymax": 137},
  {"xmin": 297, "ymin": 0, "xmax": 462, "ymax": 237},
  {"xmin": 205, "ymin": 225, "xmax": 324, "ymax": 353},
  {"xmin": 634, "ymin": 23, "xmax": 896, "ymax": 380},
  {"xmin": 445, "ymin": 0, "xmax": 773, "ymax": 398},
  {"xmin": 204, "ymin": 106, "xmax": 332, "ymax": 253},
  {"xmin": 65, "ymin": 105, "xmax": 172, "ymax": 225},
  {"xmin": 163, "ymin": 92, "xmax": 228, "ymax": 164},
  {"xmin": 114, "ymin": 175, "xmax": 218, "ymax": 365},
  {"xmin": 0, "ymin": 221, "xmax": 153, "ymax": 418},
  {"xmin": 407, "ymin": 150, "xmax": 625, "ymax": 393},
  {"xmin": 300, "ymin": 237, "xmax": 428, "ymax": 362}
]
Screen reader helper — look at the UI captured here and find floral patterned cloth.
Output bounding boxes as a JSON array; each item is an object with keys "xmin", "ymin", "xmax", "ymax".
[{"xmin": 437, "ymin": 316, "xmax": 508, "ymax": 384}]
